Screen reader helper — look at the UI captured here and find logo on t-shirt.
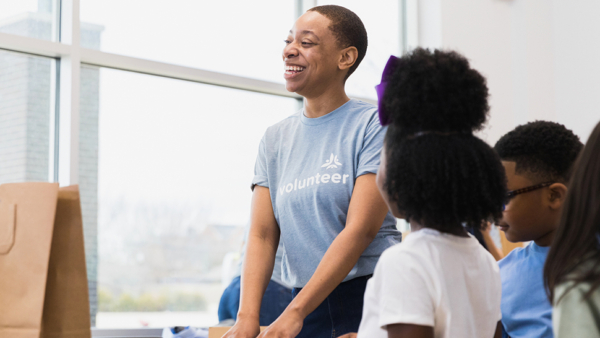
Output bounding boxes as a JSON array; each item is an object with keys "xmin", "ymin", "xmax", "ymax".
[
  {"xmin": 321, "ymin": 153, "xmax": 342, "ymax": 169},
  {"xmin": 278, "ymin": 153, "xmax": 350, "ymax": 195}
]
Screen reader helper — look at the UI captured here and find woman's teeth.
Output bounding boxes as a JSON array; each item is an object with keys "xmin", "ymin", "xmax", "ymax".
[{"xmin": 285, "ymin": 66, "xmax": 305, "ymax": 73}]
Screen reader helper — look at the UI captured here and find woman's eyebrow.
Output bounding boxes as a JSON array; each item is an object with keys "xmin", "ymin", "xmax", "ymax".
[{"xmin": 289, "ymin": 30, "xmax": 320, "ymax": 41}]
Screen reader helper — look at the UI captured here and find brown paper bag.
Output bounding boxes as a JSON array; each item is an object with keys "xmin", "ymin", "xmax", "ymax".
[{"xmin": 0, "ymin": 183, "xmax": 91, "ymax": 338}]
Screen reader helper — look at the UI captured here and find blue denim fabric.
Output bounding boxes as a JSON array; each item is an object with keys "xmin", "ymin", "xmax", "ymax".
[
  {"xmin": 218, "ymin": 276, "xmax": 241, "ymax": 323},
  {"xmin": 293, "ymin": 275, "xmax": 370, "ymax": 338},
  {"xmin": 217, "ymin": 276, "xmax": 293, "ymax": 326}
]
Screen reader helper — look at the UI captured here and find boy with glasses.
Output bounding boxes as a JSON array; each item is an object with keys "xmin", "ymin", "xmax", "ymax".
[{"xmin": 494, "ymin": 121, "xmax": 583, "ymax": 338}]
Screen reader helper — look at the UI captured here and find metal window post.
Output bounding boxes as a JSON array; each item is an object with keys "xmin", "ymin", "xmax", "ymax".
[{"xmin": 58, "ymin": 0, "xmax": 81, "ymax": 186}]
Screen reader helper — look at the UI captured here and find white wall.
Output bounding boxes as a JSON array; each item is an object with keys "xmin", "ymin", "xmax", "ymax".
[{"xmin": 415, "ymin": 0, "xmax": 600, "ymax": 144}]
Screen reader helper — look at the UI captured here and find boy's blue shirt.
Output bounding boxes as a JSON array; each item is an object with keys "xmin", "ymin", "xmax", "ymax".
[{"xmin": 499, "ymin": 241, "xmax": 553, "ymax": 338}]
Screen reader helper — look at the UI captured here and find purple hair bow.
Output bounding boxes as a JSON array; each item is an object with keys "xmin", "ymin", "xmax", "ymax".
[{"xmin": 375, "ymin": 55, "xmax": 400, "ymax": 126}]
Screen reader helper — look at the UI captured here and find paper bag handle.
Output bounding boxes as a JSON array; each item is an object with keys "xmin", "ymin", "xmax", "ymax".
[{"xmin": 0, "ymin": 201, "xmax": 16, "ymax": 255}]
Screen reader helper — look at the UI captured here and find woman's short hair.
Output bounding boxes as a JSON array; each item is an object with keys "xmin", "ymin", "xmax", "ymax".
[
  {"xmin": 308, "ymin": 5, "xmax": 367, "ymax": 79},
  {"xmin": 382, "ymin": 48, "xmax": 507, "ymax": 232}
]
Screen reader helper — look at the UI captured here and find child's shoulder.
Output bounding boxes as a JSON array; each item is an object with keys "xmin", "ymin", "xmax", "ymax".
[
  {"xmin": 498, "ymin": 244, "xmax": 527, "ymax": 266},
  {"xmin": 374, "ymin": 239, "xmax": 431, "ymax": 280},
  {"xmin": 499, "ymin": 242, "xmax": 547, "ymax": 270},
  {"xmin": 378, "ymin": 229, "xmax": 452, "ymax": 264},
  {"xmin": 378, "ymin": 234, "xmax": 428, "ymax": 264},
  {"xmin": 377, "ymin": 229, "xmax": 498, "ymax": 279},
  {"xmin": 379, "ymin": 239, "xmax": 416, "ymax": 261}
]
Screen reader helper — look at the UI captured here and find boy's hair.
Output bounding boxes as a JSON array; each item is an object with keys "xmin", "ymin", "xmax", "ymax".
[
  {"xmin": 308, "ymin": 5, "xmax": 367, "ymax": 79},
  {"xmin": 545, "ymin": 121, "xmax": 600, "ymax": 304},
  {"xmin": 494, "ymin": 121, "xmax": 583, "ymax": 183},
  {"xmin": 383, "ymin": 48, "xmax": 507, "ymax": 232}
]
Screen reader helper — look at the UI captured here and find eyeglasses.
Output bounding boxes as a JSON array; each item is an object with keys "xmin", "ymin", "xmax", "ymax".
[{"xmin": 503, "ymin": 182, "xmax": 555, "ymax": 211}]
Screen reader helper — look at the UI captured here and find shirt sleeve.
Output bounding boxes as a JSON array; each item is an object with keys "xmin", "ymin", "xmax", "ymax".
[
  {"xmin": 251, "ymin": 136, "xmax": 269, "ymax": 190},
  {"xmin": 376, "ymin": 249, "xmax": 436, "ymax": 329},
  {"xmin": 553, "ymin": 283, "xmax": 600, "ymax": 338},
  {"xmin": 357, "ymin": 112, "xmax": 387, "ymax": 177}
]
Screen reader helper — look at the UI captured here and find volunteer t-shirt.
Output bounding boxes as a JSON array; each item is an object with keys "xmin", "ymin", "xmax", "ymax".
[
  {"xmin": 499, "ymin": 242, "xmax": 553, "ymax": 338},
  {"xmin": 357, "ymin": 228, "xmax": 502, "ymax": 338},
  {"xmin": 252, "ymin": 99, "xmax": 401, "ymax": 288}
]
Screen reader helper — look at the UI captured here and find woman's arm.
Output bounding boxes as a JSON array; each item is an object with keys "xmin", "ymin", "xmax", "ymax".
[
  {"xmin": 259, "ymin": 174, "xmax": 390, "ymax": 338},
  {"xmin": 224, "ymin": 186, "xmax": 280, "ymax": 338}
]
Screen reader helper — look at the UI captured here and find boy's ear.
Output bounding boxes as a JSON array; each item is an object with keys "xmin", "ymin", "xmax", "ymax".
[{"xmin": 547, "ymin": 183, "xmax": 568, "ymax": 210}]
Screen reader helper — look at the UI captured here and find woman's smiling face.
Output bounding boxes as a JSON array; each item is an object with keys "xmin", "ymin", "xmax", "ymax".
[{"xmin": 283, "ymin": 11, "xmax": 344, "ymax": 97}]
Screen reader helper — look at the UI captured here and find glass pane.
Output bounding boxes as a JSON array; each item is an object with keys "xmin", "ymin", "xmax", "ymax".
[
  {"xmin": 317, "ymin": 0, "xmax": 402, "ymax": 99},
  {"xmin": 80, "ymin": 0, "xmax": 295, "ymax": 83},
  {"xmin": 0, "ymin": 49, "xmax": 53, "ymax": 184},
  {"xmin": 0, "ymin": 0, "xmax": 59, "ymax": 41},
  {"xmin": 79, "ymin": 66, "xmax": 298, "ymax": 327}
]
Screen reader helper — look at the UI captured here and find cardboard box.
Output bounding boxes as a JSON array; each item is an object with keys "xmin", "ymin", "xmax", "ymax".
[{"xmin": 208, "ymin": 327, "xmax": 266, "ymax": 338}]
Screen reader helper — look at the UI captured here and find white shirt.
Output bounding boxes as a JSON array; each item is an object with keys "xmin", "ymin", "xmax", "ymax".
[{"xmin": 357, "ymin": 228, "xmax": 501, "ymax": 338}]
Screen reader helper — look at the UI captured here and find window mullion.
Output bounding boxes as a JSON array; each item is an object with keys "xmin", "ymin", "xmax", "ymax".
[{"xmin": 57, "ymin": 0, "xmax": 81, "ymax": 186}]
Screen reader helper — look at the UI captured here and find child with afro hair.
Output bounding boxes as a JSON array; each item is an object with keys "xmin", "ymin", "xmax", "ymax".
[{"xmin": 342, "ymin": 47, "xmax": 507, "ymax": 338}]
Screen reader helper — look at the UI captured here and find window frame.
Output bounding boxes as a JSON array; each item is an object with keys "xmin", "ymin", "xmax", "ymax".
[
  {"xmin": 0, "ymin": 0, "xmax": 410, "ymax": 329},
  {"xmin": 0, "ymin": 0, "xmax": 411, "ymax": 186}
]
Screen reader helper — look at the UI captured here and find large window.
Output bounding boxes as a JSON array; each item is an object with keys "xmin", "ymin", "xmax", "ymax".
[
  {"xmin": 83, "ymin": 68, "xmax": 296, "ymax": 327},
  {"xmin": 79, "ymin": 0, "xmax": 295, "ymax": 83},
  {"xmin": 0, "ymin": 0, "xmax": 59, "ymax": 41},
  {"xmin": 0, "ymin": 49, "xmax": 55, "ymax": 183},
  {"xmin": 0, "ymin": 0, "xmax": 406, "ymax": 328}
]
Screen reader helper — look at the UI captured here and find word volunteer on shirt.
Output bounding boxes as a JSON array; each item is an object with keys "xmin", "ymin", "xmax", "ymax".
[{"xmin": 279, "ymin": 154, "xmax": 351, "ymax": 195}]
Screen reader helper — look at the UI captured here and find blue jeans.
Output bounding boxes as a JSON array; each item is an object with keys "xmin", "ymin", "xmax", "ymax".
[
  {"xmin": 218, "ymin": 276, "xmax": 293, "ymax": 326},
  {"xmin": 293, "ymin": 275, "xmax": 371, "ymax": 338}
]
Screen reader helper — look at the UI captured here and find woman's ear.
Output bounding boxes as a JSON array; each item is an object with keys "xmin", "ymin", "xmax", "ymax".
[
  {"xmin": 548, "ymin": 183, "xmax": 568, "ymax": 210},
  {"xmin": 338, "ymin": 46, "xmax": 358, "ymax": 73}
]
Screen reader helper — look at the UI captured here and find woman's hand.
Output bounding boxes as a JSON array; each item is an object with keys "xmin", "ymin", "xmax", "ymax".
[
  {"xmin": 338, "ymin": 333, "xmax": 357, "ymax": 338},
  {"xmin": 257, "ymin": 311, "xmax": 304, "ymax": 338},
  {"xmin": 257, "ymin": 310, "xmax": 304, "ymax": 338},
  {"xmin": 222, "ymin": 318, "xmax": 261, "ymax": 338}
]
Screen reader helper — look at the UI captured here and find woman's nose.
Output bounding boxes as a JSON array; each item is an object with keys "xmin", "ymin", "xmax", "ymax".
[{"xmin": 283, "ymin": 43, "xmax": 299, "ymax": 60}]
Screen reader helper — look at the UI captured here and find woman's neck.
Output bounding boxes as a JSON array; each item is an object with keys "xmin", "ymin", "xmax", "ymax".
[{"xmin": 303, "ymin": 86, "xmax": 350, "ymax": 119}]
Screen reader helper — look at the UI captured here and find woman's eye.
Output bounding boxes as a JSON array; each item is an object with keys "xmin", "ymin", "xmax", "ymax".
[
  {"xmin": 302, "ymin": 42, "xmax": 313, "ymax": 46},
  {"xmin": 284, "ymin": 39, "xmax": 291, "ymax": 44}
]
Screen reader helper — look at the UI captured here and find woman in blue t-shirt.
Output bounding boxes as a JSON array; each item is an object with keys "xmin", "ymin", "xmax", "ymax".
[{"xmin": 223, "ymin": 5, "xmax": 401, "ymax": 338}]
